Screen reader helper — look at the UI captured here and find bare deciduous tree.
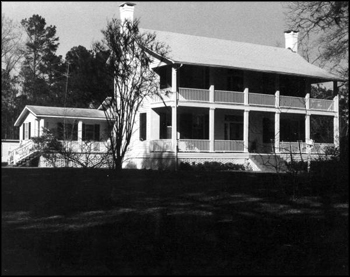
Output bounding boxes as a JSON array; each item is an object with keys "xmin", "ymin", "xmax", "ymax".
[
  {"xmin": 96, "ymin": 18, "xmax": 169, "ymax": 170},
  {"xmin": 1, "ymin": 13, "xmax": 25, "ymax": 75},
  {"xmin": 284, "ymin": 1, "xmax": 348, "ymax": 74}
]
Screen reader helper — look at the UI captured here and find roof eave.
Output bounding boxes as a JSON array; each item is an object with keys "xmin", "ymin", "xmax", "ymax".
[
  {"xmin": 172, "ymin": 60, "xmax": 344, "ymax": 82},
  {"xmin": 14, "ymin": 106, "xmax": 35, "ymax": 127}
]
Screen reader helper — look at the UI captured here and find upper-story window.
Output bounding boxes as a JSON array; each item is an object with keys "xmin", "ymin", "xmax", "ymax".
[
  {"xmin": 280, "ymin": 75, "xmax": 306, "ymax": 97},
  {"xmin": 158, "ymin": 66, "xmax": 172, "ymax": 89},
  {"xmin": 180, "ymin": 65, "xmax": 209, "ymax": 89},
  {"xmin": 227, "ymin": 69, "xmax": 243, "ymax": 92}
]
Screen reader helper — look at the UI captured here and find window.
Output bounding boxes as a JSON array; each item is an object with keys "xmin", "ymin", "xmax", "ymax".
[
  {"xmin": 23, "ymin": 122, "xmax": 31, "ymax": 140},
  {"xmin": 57, "ymin": 123, "xmax": 78, "ymax": 141},
  {"xmin": 280, "ymin": 118, "xmax": 305, "ymax": 142},
  {"xmin": 193, "ymin": 114, "xmax": 209, "ymax": 139},
  {"xmin": 227, "ymin": 69, "xmax": 243, "ymax": 91},
  {"xmin": 224, "ymin": 115, "xmax": 243, "ymax": 140},
  {"xmin": 139, "ymin": 113, "xmax": 147, "ymax": 141},
  {"xmin": 160, "ymin": 112, "xmax": 171, "ymax": 139},
  {"xmin": 82, "ymin": 124, "xmax": 100, "ymax": 141},
  {"xmin": 263, "ymin": 118, "xmax": 274, "ymax": 143},
  {"xmin": 180, "ymin": 65, "xmax": 209, "ymax": 89},
  {"xmin": 159, "ymin": 66, "xmax": 172, "ymax": 89}
]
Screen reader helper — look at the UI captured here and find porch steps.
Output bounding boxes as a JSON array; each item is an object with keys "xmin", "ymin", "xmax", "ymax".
[
  {"xmin": 249, "ymin": 154, "xmax": 288, "ymax": 173},
  {"xmin": 15, "ymin": 151, "xmax": 40, "ymax": 167}
]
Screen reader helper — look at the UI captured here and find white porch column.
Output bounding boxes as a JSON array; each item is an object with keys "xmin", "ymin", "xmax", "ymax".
[
  {"xmin": 274, "ymin": 111, "xmax": 280, "ymax": 153},
  {"xmin": 305, "ymin": 93, "xmax": 310, "ymax": 110},
  {"xmin": 19, "ymin": 124, "xmax": 23, "ymax": 142},
  {"xmin": 243, "ymin": 110, "xmax": 249, "ymax": 152},
  {"xmin": 275, "ymin": 74, "xmax": 280, "ymax": 108},
  {"xmin": 305, "ymin": 92, "xmax": 311, "ymax": 142},
  {"xmin": 333, "ymin": 81, "xmax": 339, "ymax": 147},
  {"xmin": 243, "ymin": 71, "xmax": 249, "ymax": 105},
  {"xmin": 209, "ymin": 108, "xmax": 215, "ymax": 152},
  {"xmin": 244, "ymin": 88, "xmax": 249, "ymax": 105},
  {"xmin": 171, "ymin": 105, "xmax": 177, "ymax": 151},
  {"xmin": 333, "ymin": 94, "xmax": 339, "ymax": 147},
  {"xmin": 39, "ymin": 118, "xmax": 45, "ymax": 136},
  {"xmin": 171, "ymin": 66, "xmax": 178, "ymax": 152},
  {"xmin": 209, "ymin": 67, "xmax": 215, "ymax": 103},
  {"xmin": 305, "ymin": 112, "xmax": 311, "ymax": 142},
  {"xmin": 78, "ymin": 120, "xmax": 83, "ymax": 142}
]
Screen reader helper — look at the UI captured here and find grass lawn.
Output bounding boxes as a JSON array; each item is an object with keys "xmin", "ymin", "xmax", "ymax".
[{"xmin": 1, "ymin": 168, "xmax": 348, "ymax": 275}]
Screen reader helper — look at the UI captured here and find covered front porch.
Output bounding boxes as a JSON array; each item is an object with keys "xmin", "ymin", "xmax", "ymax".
[{"xmin": 148, "ymin": 107, "xmax": 336, "ymax": 154}]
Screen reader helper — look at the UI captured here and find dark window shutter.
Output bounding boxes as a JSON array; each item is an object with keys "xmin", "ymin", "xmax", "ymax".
[
  {"xmin": 73, "ymin": 123, "xmax": 78, "ymax": 141},
  {"xmin": 57, "ymin": 123, "xmax": 63, "ymax": 140},
  {"xmin": 28, "ymin": 122, "xmax": 31, "ymax": 139},
  {"xmin": 94, "ymin": 124, "xmax": 100, "ymax": 141},
  {"xmin": 139, "ymin": 113, "xmax": 147, "ymax": 141},
  {"xmin": 82, "ymin": 123, "xmax": 86, "ymax": 141},
  {"xmin": 23, "ymin": 123, "xmax": 26, "ymax": 140}
]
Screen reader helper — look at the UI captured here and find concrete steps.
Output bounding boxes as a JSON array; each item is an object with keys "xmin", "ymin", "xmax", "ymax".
[
  {"xmin": 16, "ymin": 151, "xmax": 40, "ymax": 167},
  {"xmin": 249, "ymin": 154, "xmax": 288, "ymax": 173}
]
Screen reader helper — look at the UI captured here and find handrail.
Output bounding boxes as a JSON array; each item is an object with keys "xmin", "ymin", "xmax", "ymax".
[{"xmin": 9, "ymin": 140, "xmax": 37, "ymax": 165}]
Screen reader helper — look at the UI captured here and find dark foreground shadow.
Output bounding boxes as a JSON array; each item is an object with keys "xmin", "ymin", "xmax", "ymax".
[{"xmin": 1, "ymin": 168, "xmax": 348, "ymax": 275}]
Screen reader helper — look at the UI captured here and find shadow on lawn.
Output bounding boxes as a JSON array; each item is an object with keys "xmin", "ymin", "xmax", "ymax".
[{"xmin": 1, "ymin": 169, "xmax": 349, "ymax": 275}]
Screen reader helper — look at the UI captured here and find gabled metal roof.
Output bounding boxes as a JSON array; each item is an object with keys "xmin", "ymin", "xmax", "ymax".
[
  {"xmin": 142, "ymin": 29, "xmax": 343, "ymax": 81},
  {"xmin": 14, "ymin": 105, "xmax": 106, "ymax": 127}
]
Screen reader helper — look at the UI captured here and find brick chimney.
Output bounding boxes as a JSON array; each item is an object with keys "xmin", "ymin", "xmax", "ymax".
[
  {"xmin": 284, "ymin": 30, "xmax": 299, "ymax": 53},
  {"xmin": 119, "ymin": 2, "xmax": 135, "ymax": 22}
]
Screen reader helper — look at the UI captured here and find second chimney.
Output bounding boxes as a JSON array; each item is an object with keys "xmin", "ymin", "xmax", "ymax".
[
  {"xmin": 120, "ymin": 2, "xmax": 136, "ymax": 22},
  {"xmin": 284, "ymin": 30, "xmax": 299, "ymax": 53}
]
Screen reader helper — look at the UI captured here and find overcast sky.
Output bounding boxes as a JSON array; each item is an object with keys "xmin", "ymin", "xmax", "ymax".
[{"xmin": 2, "ymin": 1, "xmax": 288, "ymax": 58}]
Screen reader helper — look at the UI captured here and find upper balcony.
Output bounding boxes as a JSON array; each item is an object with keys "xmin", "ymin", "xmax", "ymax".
[
  {"xmin": 152, "ymin": 64, "xmax": 338, "ymax": 114},
  {"xmin": 151, "ymin": 87, "xmax": 336, "ymax": 113}
]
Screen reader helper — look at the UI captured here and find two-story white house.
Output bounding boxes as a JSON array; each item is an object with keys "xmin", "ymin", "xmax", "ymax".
[{"xmin": 8, "ymin": 3, "xmax": 342, "ymax": 171}]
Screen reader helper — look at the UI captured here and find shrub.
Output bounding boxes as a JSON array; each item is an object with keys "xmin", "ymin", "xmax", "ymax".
[{"xmin": 179, "ymin": 161, "xmax": 245, "ymax": 171}]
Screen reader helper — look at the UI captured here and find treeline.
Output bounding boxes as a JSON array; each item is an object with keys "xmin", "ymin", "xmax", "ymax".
[{"xmin": 1, "ymin": 14, "xmax": 113, "ymax": 139}]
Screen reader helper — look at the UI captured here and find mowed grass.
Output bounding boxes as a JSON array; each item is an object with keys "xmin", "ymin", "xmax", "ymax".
[{"xmin": 2, "ymin": 168, "xmax": 348, "ymax": 275}]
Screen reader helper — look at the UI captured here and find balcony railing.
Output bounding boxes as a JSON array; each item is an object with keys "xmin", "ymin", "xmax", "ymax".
[
  {"xmin": 310, "ymin": 99, "xmax": 334, "ymax": 111},
  {"xmin": 249, "ymin": 93, "xmax": 275, "ymax": 106},
  {"xmin": 215, "ymin": 90, "xmax": 244, "ymax": 104},
  {"xmin": 280, "ymin": 95, "xmax": 306, "ymax": 109},
  {"xmin": 179, "ymin": 88, "xmax": 209, "ymax": 101},
  {"xmin": 152, "ymin": 87, "xmax": 336, "ymax": 112}
]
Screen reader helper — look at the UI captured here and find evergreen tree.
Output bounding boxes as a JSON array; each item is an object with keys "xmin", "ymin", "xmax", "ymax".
[{"xmin": 19, "ymin": 14, "xmax": 62, "ymax": 105}]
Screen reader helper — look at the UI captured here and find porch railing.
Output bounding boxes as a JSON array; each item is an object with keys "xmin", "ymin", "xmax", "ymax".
[
  {"xmin": 214, "ymin": 90, "xmax": 244, "ymax": 104},
  {"xmin": 310, "ymin": 99, "xmax": 334, "ymax": 111},
  {"xmin": 214, "ymin": 140, "xmax": 244, "ymax": 151},
  {"xmin": 249, "ymin": 93, "xmax": 275, "ymax": 106},
  {"xmin": 178, "ymin": 139, "xmax": 209, "ymax": 152},
  {"xmin": 59, "ymin": 141, "xmax": 107, "ymax": 152},
  {"xmin": 280, "ymin": 96, "xmax": 306, "ymax": 109},
  {"xmin": 279, "ymin": 141, "xmax": 306, "ymax": 153},
  {"xmin": 150, "ymin": 139, "xmax": 173, "ymax": 152},
  {"xmin": 152, "ymin": 87, "xmax": 336, "ymax": 112},
  {"xmin": 179, "ymin": 88, "xmax": 209, "ymax": 102},
  {"xmin": 9, "ymin": 140, "xmax": 36, "ymax": 165},
  {"xmin": 279, "ymin": 141, "xmax": 335, "ymax": 154}
]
